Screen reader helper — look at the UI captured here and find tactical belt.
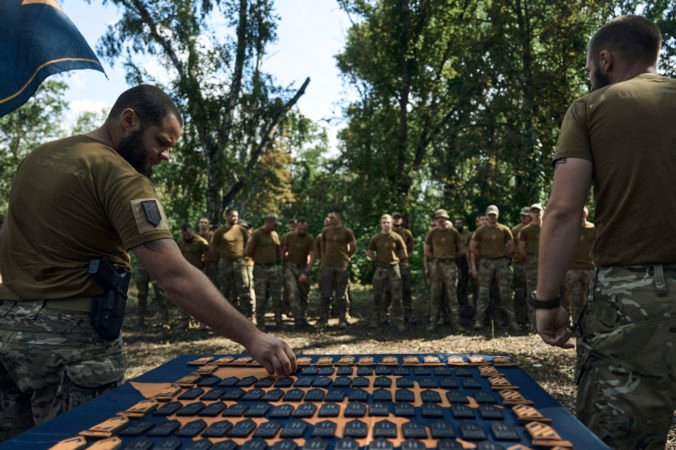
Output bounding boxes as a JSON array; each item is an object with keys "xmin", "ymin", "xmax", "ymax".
[
  {"xmin": 1, "ymin": 297, "xmax": 92, "ymax": 313},
  {"xmin": 624, "ymin": 264, "xmax": 676, "ymax": 297}
]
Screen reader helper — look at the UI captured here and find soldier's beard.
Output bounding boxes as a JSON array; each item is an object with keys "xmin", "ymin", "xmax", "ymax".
[{"xmin": 118, "ymin": 129, "xmax": 152, "ymax": 177}]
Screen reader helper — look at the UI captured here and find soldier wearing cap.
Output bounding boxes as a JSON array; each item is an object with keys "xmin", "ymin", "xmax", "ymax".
[
  {"xmin": 470, "ymin": 205, "xmax": 519, "ymax": 332},
  {"xmin": 424, "ymin": 209, "xmax": 465, "ymax": 332},
  {"xmin": 245, "ymin": 214, "xmax": 283, "ymax": 329},
  {"xmin": 368, "ymin": 214, "xmax": 407, "ymax": 331},
  {"xmin": 316, "ymin": 209, "xmax": 356, "ymax": 328},
  {"xmin": 518, "ymin": 203, "xmax": 543, "ymax": 329},
  {"xmin": 562, "ymin": 208, "xmax": 595, "ymax": 324},
  {"xmin": 467, "ymin": 214, "xmax": 487, "ymax": 306},
  {"xmin": 511, "ymin": 207, "xmax": 532, "ymax": 327},
  {"xmin": 282, "ymin": 218, "xmax": 314, "ymax": 328},
  {"xmin": 389, "ymin": 212, "xmax": 415, "ymax": 324},
  {"xmin": 209, "ymin": 208, "xmax": 252, "ymax": 318}
]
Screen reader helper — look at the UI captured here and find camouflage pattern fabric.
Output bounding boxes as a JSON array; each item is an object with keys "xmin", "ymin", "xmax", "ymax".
[
  {"xmin": 524, "ymin": 254, "xmax": 538, "ymax": 328},
  {"xmin": 456, "ymin": 258, "xmax": 470, "ymax": 307},
  {"xmin": 205, "ymin": 259, "xmax": 219, "ymax": 289},
  {"xmin": 429, "ymin": 260, "xmax": 460, "ymax": 330},
  {"xmin": 0, "ymin": 301, "xmax": 125, "ymax": 442},
  {"xmin": 217, "ymin": 258, "xmax": 253, "ymax": 319},
  {"xmin": 253, "ymin": 264, "xmax": 282, "ymax": 328},
  {"xmin": 318, "ymin": 267, "xmax": 349, "ymax": 325},
  {"xmin": 474, "ymin": 257, "xmax": 518, "ymax": 329},
  {"xmin": 399, "ymin": 260, "xmax": 413, "ymax": 316},
  {"xmin": 563, "ymin": 268, "xmax": 593, "ymax": 324},
  {"xmin": 246, "ymin": 262, "xmax": 256, "ymax": 305},
  {"xmin": 372, "ymin": 264, "xmax": 404, "ymax": 330},
  {"xmin": 283, "ymin": 262, "xmax": 309, "ymax": 326},
  {"xmin": 135, "ymin": 264, "xmax": 168, "ymax": 323},
  {"xmin": 575, "ymin": 266, "xmax": 676, "ymax": 450},
  {"xmin": 512, "ymin": 260, "xmax": 528, "ymax": 326}
]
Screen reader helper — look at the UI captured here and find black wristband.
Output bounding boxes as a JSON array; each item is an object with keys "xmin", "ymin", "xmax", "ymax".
[{"xmin": 528, "ymin": 291, "xmax": 561, "ymax": 309}]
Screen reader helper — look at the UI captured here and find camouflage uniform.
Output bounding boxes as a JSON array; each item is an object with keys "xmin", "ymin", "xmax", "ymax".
[
  {"xmin": 576, "ymin": 266, "xmax": 676, "ymax": 450},
  {"xmin": 511, "ymin": 260, "xmax": 528, "ymax": 325},
  {"xmin": 254, "ymin": 264, "xmax": 283, "ymax": 327},
  {"xmin": 283, "ymin": 262, "xmax": 309, "ymax": 326},
  {"xmin": 218, "ymin": 258, "xmax": 253, "ymax": 319},
  {"xmin": 318, "ymin": 268, "xmax": 349, "ymax": 324},
  {"xmin": 563, "ymin": 268, "xmax": 593, "ymax": 323},
  {"xmin": 523, "ymin": 254, "xmax": 538, "ymax": 327},
  {"xmin": 475, "ymin": 257, "xmax": 518, "ymax": 330},
  {"xmin": 0, "ymin": 301, "xmax": 126, "ymax": 441},
  {"xmin": 429, "ymin": 260, "xmax": 461, "ymax": 329},
  {"xmin": 372, "ymin": 264, "xmax": 404, "ymax": 330},
  {"xmin": 135, "ymin": 263, "xmax": 169, "ymax": 324}
]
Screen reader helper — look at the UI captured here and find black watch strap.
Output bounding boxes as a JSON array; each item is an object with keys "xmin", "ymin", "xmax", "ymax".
[{"xmin": 529, "ymin": 291, "xmax": 561, "ymax": 309}]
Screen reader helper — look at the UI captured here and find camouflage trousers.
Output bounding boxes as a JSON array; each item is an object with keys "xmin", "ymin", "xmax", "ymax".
[
  {"xmin": 205, "ymin": 259, "xmax": 219, "ymax": 288},
  {"xmin": 372, "ymin": 264, "xmax": 403, "ymax": 328},
  {"xmin": 475, "ymin": 257, "xmax": 517, "ymax": 326},
  {"xmin": 218, "ymin": 258, "xmax": 253, "ymax": 319},
  {"xmin": 563, "ymin": 268, "xmax": 593, "ymax": 323},
  {"xmin": 456, "ymin": 258, "xmax": 470, "ymax": 307},
  {"xmin": 524, "ymin": 254, "xmax": 538, "ymax": 328},
  {"xmin": 429, "ymin": 260, "xmax": 460, "ymax": 328},
  {"xmin": 512, "ymin": 260, "xmax": 528, "ymax": 326},
  {"xmin": 283, "ymin": 263, "xmax": 310, "ymax": 325},
  {"xmin": 318, "ymin": 266, "xmax": 349, "ymax": 323},
  {"xmin": 576, "ymin": 266, "xmax": 676, "ymax": 450},
  {"xmin": 0, "ymin": 301, "xmax": 126, "ymax": 442},
  {"xmin": 383, "ymin": 261, "xmax": 412, "ymax": 316},
  {"xmin": 135, "ymin": 265, "xmax": 169, "ymax": 323},
  {"xmin": 253, "ymin": 264, "xmax": 282, "ymax": 327}
]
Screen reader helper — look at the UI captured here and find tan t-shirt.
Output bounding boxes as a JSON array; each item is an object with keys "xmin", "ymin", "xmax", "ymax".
[
  {"xmin": 178, "ymin": 235, "xmax": 210, "ymax": 269},
  {"xmin": 211, "ymin": 224, "xmax": 248, "ymax": 259},
  {"xmin": 320, "ymin": 225, "xmax": 356, "ymax": 269},
  {"xmin": 425, "ymin": 227, "xmax": 461, "ymax": 259},
  {"xmin": 393, "ymin": 227, "xmax": 414, "ymax": 252},
  {"xmin": 555, "ymin": 74, "xmax": 676, "ymax": 266},
  {"xmin": 571, "ymin": 222, "xmax": 596, "ymax": 270},
  {"xmin": 472, "ymin": 224, "xmax": 513, "ymax": 258},
  {"xmin": 249, "ymin": 228, "xmax": 280, "ymax": 264},
  {"xmin": 368, "ymin": 232, "xmax": 405, "ymax": 265},
  {"xmin": 198, "ymin": 230, "xmax": 213, "ymax": 243},
  {"xmin": 284, "ymin": 232, "xmax": 314, "ymax": 266},
  {"xmin": 519, "ymin": 223, "xmax": 540, "ymax": 255},
  {"xmin": 0, "ymin": 135, "xmax": 172, "ymax": 300}
]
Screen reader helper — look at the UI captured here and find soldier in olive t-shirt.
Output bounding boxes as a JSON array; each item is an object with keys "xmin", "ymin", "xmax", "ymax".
[
  {"xmin": 282, "ymin": 219, "xmax": 314, "ymax": 328},
  {"xmin": 563, "ymin": 209, "xmax": 596, "ymax": 322}
]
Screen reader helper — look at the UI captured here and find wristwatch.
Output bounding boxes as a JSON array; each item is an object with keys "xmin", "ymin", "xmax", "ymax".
[{"xmin": 529, "ymin": 291, "xmax": 561, "ymax": 309}]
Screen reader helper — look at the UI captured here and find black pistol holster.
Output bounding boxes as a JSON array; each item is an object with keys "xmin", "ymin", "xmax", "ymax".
[{"xmin": 88, "ymin": 258, "xmax": 131, "ymax": 340}]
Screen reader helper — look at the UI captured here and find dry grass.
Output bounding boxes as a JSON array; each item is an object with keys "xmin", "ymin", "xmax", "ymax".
[{"xmin": 123, "ymin": 286, "xmax": 675, "ymax": 449}]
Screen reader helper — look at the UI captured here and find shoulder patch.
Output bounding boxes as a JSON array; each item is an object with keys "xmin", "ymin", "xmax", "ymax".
[
  {"xmin": 141, "ymin": 200, "xmax": 162, "ymax": 226},
  {"xmin": 131, "ymin": 198, "xmax": 170, "ymax": 234}
]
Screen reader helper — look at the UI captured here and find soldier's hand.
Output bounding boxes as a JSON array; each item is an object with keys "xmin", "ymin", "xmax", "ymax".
[
  {"xmin": 298, "ymin": 273, "xmax": 308, "ymax": 284},
  {"xmin": 536, "ymin": 307, "xmax": 574, "ymax": 349},
  {"xmin": 245, "ymin": 332, "xmax": 297, "ymax": 376},
  {"xmin": 469, "ymin": 268, "xmax": 477, "ymax": 279}
]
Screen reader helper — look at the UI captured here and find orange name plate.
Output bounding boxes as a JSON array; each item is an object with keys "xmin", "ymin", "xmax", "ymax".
[
  {"xmin": 446, "ymin": 356, "xmax": 468, "ymax": 366},
  {"xmin": 488, "ymin": 375, "xmax": 518, "ymax": 390},
  {"xmin": 175, "ymin": 373, "xmax": 201, "ymax": 387},
  {"xmin": 479, "ymin": 366, "xmax": 503, "ymax": 377},
  {"xmin": 499, "ymin": 389, "xmax": 533, "ymax": 405},
  {"xmin": 86, "ymin": 437, "xmax": 123, "ymax": 450},
  {"xmin": 213, "ymin": 356, "xmax": 235, "ymax": 366},
  {"xmin": 79, "ymin": 415, "xmax": 128, "ymax": 438},
  {"xmin": 196, "ymin": 364, "xmax": 218, "ymax": 374},
  {"xmin": 512, "ymin": 404, "xmax": 551, "ymax": 422},
  {"xmin": 296, "ymin": 357, "xmax": 313, "ymax": 366},
  {"xmin": 153, "ymin": 384, "xmax": 182, "ymax": 402},
  {"xmin": 492, "ymin": 355, "xmax": 517, "ymax": 366},
  {"xmin": 335, "ymin": 356, "xmax": 355, "ymax": 365},
  {"xmin": 48, "ymin": 436, "xmax": 88, "ymax": 450},
  {"xmin": 403, "ymin": 356, "xmax": 420, "ymax": 366},
  {"xmin": 423, "ymin": 356, "xmax": 443, "ymax": 365},
  {"xmin": 125, "ymin": 399, "xmax": 158, "ymax": 418},
  {"xmin": 187, "ymin": 356, "xmax": 214, "ymax": 366},
  {"xmin": 356, "ymin": 356, "xmax": 375, "ymax": 365}
]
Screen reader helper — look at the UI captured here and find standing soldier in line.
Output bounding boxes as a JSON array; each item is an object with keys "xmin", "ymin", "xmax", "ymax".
[
  {"xmin": 391, "ymin": 212, "xmax": 415, "ymax": 325},
  {"xmin": 518, "ymin": 203, "xmax": 543, "ymax": 330},
  {"xmin": 424, "ymin": 209, "xmax": 465, "ymax": 332},
  {"xmin": 562, "ymin": 207, "xmax": 595, "ymax": 324},
  {"xmin": 470, "ymin": 205, "xmax": 519, "ymax": 333},
  {"xmin": 241, "ymin": 221, "xmax": 256, "ymax": 307},
  {"xmin": 511, "ymin": 207, "xmax": 532, "ymax": 328},
  {"xmin": 209, "ymin": 208, "xmax": 252, "ymax": 318},
  {"xmin": 176, "ymin": 223, "xmax": 210, "ymax": 328},
  {"xmin": 368, "ymin": 214, "xmax": 407, "ymax": 332},
  {"xmin": 280, "ymin": 219, "xmax": 297, "ymax": 317},
  {"xmin": 135, "ymin": 260, "xmax": 169, "ymax": 326},
  {"xmin": 282, "ymin": 218, "xmax": 314, "ymax": 329},
  {"xmin": 467, "ymin": 214, "xmax": 487, "ymax": 306},
  {"xmin": 198, "ymin": 217, "xmax": 218, "ymax": 287},
  {"xmin": 245, "ymin": 214, "xmax": 283, "ymax": 330},
  {"xmin": 317, "ymin": 209, "xmax": 356, "ymax": 328},
  {"xmin": 453, "ymin": 217, "xmax": 471, "ymax": 315}
]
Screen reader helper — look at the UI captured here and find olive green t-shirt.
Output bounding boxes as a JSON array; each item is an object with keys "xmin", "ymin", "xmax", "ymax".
[
  {"xmin": 0, "ymin": 135, "xmax": 172, "ymax": 300},
  {"xmin": 555, "ymin": 74, "xmax": 676, "ymax": 266},
  {"xmin": 519, "ymin": 223, "xmax": 540, "ymax": 255},
  {"xmin": 198, "ymin": 230, "xmax": 213, "ymax": 243},
  {"xmin": 320, "ymin": 225, "xmax": 356, "ymax": 269},
  {"xmin": 571, "ymin": 222, "xmax": 596, "ymax": 270},
  {"xmin": 368, "ymin": 232, "xmax": 405, "ymax": 265},
  {"xmin": 178, "ymin": 235, "xmax": 210, "ymax": 269},
  {"xmin": 472, "ymin": 224, "xmax": 513, "ymax": 258},
  {"xmin": 393, "ymin": 227, "xmax": 414, "ymax": 252},
  {"xmin": 249, "ymin": 228, "xmax": 280, "ymax": 264},
  {"xmin": 425, "ymin": 227, "xmax": 461, "ymax": 259},
  {"xmin": 211, "ymin": 224, "xmax": 248, "ymax": 259},
  {"xmin": 284, "ymin": 232, "xmax": 314, "ymax": 266}
]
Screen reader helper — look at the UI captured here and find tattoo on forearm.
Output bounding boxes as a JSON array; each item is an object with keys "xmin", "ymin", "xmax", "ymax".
[
  {"xmin": 143, "ymin": 238, "xmax": 171, "ymax": 252},
  {"xmin": 554, "ymin": 158, "xmax": 568, "ymax": 168}
]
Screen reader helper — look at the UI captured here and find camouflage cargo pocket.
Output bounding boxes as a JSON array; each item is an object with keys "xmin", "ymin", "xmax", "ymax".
[{"xmin": 61, "ymin": 355, "xmax": 126, "ymax": 412}]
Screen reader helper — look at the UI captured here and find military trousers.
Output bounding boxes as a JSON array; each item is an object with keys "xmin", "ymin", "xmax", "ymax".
[
  {"xmin": 383, "ymin": 260, "xmax": 412, "ymax": 316},
  {"xmin": 218, "ymin": 258, "xmax": 253, "ymax": 319},
  {"xmin": 372, "ymin": 264, "xmax": 403, "ymax": 327},
  {"xmin": 318, "ymin": 266, "xmax": 349, "ymax": 323},
  {"xmin": 0, "ymin": 301, "xmax": 126, "ymax": 442},
  {"xmin": 283, "ymin": 263, "xmax": 309, "ymax": 325},
  {"xmin": 475, "ymin": 257, "xmax": 517, "ymax": 326},
  {"xmin": 524, "ymin": 254, "xmax": 538, "ymax": 328},
  {"xmin": 563, "ymin": 268, "xmax": 593, "ymax": 324},
  {"xmin": 429, "ymin": 260, "xmax": 460, "ymax": 328},
  {"xmin": 456, "ymin": 258, "xmax": 470, "ymax": 307},
  {"xmin": 575, "ymin": 266, "xmax": 676, "ymax": 450},
  {"xmin": 253, "ymin": 264, "xmax": 282, "ymax": 327},
  {"xmin": 512, "ymin": 260, "xmax": 528, "ymax": 326},
  {"xmin": 135, "ymin": 265, "xmax": 168, "ymax": 322}
]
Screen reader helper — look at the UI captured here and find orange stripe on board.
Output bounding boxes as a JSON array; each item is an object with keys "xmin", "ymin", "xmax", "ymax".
[
  {"xmin": 0, "ymin": 57, "xmax": 102, "ymax": 104},
  {"xmin": 21, "ymin": 0, "xmax": 63, "ymax": 10}
]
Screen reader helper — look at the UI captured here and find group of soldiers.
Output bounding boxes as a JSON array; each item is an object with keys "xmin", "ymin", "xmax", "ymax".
[{"xmin": 136, "ymin": 202, "xmax": 595, "ymax": 335}]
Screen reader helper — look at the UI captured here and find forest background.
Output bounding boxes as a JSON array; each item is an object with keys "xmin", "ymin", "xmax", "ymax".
[{"xmin": 2, "ymin": 0, "xmax": 675, "ymax": 284}]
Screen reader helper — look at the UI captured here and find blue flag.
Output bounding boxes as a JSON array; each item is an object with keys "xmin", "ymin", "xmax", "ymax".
[{"xmin": 0, "ymin": 0, "xmax": 105, "ymax": 117}]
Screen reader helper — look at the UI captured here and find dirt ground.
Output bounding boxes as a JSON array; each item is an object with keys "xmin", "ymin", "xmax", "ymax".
[{"xmin": 123, "ymin": 287, "xmax": 676, "ymax": 449}]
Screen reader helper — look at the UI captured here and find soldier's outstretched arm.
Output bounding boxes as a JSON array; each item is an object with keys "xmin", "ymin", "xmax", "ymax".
[{"xmin": 133, "ymin": 238, "xmax": 296, "ymax": 375}]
